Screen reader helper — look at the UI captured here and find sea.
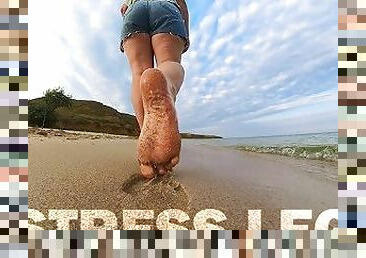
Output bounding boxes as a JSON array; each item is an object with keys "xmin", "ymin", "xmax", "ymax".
[
  {"xmin": 190, "ymin": 131, "xmax": 337, "ymax": 147},
  {"xmin": 186, "ymin": 132, "xmax": 338, "ymax": 162}
]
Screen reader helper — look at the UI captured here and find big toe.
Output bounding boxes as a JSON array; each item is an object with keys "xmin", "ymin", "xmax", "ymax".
[{"xmin": 140, "ymin": 164, "xmax": 155, "ymax": 179}]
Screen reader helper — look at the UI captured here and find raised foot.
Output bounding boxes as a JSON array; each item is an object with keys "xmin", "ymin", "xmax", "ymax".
[{"xmin": 137, "ymin": 68, "xmax": 181, "ymax": 179}]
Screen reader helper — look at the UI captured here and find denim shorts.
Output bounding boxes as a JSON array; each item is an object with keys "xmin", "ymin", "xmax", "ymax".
[{"xmin": 120, "ymin": 0, "xmax": 189, "ymax": 53}]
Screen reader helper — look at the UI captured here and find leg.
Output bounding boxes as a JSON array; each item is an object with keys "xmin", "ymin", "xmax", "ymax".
[
  {"xmin": 124, "ymin": 34, "xmax": 156, "ymax": 179},
  {"xmin": 152, "ymin": 33, "xmax": 185, "ymax": 171},
  {"xmin": 151, "ymin": 33, "xmax": 185, "ymax": 99},
  {"xmin": 137, "ymin": 33, "xmax": 185, "ymax": 178},
  {"xmin": 123, "ymin": 33, "xmax": 153, "ymax": 128}
]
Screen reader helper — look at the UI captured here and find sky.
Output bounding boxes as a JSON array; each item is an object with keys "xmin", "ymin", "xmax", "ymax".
[{"xmin": 29, "ymin": 0, "xmax": 337, "ymax": 137}]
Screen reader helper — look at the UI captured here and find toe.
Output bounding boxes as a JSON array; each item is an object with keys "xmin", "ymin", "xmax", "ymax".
[
  {"xmin": 165, "ymin": 161, "xmax": 174, "ymax": 171},
  {"xmin": 157, "ymin": 165, "xmax": 167, "ymax": 175},
  {"xmin": 166, "ymin": 163, "xmax": 173, "ymax": 171},
  {"xmin": 140, "ymin": 164, "xmax": 155, "ymax": 179},
  {"xmin": 171, "ymin": 156, "xmax": 179, "ymax": 167}
]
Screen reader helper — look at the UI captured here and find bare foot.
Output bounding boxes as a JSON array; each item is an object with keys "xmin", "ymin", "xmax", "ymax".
[{"xmin": 138, "ymin": 68, "xmax": 181, "ymax": 178}]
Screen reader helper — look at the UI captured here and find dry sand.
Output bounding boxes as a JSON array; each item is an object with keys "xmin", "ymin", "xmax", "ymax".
[{"xmin": 29, "ymin": 129, "xmax": 337, "ymax": 230}]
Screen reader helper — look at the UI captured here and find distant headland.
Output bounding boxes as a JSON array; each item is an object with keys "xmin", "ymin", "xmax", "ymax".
[{"xmin": 29, "ymin": 98, "xmax": 222, "ymax": 139}]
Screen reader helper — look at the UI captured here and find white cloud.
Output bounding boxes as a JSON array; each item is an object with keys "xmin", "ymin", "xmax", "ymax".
[
  {"xmin": 29, "ymin": 0, "xmax": 130, "ymax": 112},
  {"xmin": 30, "ymin": 0, "xmax": 337, "ymax": 137},
  {"xmin": 177, "ymin": 0, "xmax": 337, "ymax": 136},
  {"xmin": 217, "ymin": 11, "xmax": 237, "ymax": 35}
]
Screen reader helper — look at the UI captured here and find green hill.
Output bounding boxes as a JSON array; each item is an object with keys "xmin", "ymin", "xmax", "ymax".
[
  {"xmin": 29, "ymin": 98, "xmax": 140, "ymax": 136},
  {"xmin": 29, "ymin": 98, "xmax": 222, "ymax": 139}
]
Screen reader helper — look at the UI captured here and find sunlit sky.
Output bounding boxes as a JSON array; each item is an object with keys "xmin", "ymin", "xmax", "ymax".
[{"xmin": 29, "ymin": 0, "xmax": 337, "ymax": 137}]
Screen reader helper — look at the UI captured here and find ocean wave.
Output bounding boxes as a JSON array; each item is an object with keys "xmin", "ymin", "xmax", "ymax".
[{"xmin": 235, "ymin": 145, "xmax": 337, "ymax": 162}]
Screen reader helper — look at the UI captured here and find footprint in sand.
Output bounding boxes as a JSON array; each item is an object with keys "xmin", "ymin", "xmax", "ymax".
[
  {"xmin": 120, "ymin": 173, "xmax": 190, "ymax": 211},
  {"xmin": 121, "ymin": 174, "xmax": 147, "ymax": 194},
  {"xmin": 122, "ymin": 173, "xmax": 182, "ymax": 194}
]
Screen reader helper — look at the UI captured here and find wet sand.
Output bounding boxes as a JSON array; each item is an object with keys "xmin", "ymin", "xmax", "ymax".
[{"xmin": 29, "ymin": 129, "xmax": 337, "ymax": 230}]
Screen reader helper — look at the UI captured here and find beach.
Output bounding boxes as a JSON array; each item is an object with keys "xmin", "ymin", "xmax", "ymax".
[{"xmin": 29, "ymin": 129, "xmax": 337, "ymax": 230}]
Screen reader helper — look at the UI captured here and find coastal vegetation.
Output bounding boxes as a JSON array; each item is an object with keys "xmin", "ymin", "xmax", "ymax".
[{"xmin": 29, "ymin": 88, "xmax": 221, "ymax": 139}]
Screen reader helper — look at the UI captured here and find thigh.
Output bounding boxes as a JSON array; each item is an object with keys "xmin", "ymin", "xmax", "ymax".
[
  {"xmin": 124, "ymin": 33, "xmax": 154, "ymax": 74},
  {"xmin": 151, "ymin": 33, "xmax": 185, "ymax": 65}
]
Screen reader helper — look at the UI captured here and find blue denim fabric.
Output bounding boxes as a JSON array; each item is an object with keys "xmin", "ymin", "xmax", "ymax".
[{"xmin": 120, "ymin": 0, "xmax": 189, "ymax": 53}]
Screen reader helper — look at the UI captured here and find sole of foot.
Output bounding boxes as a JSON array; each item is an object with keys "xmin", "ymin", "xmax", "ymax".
[{"xmin": 137, "ymin": 68, "xmax": 181, "ymax": 179}]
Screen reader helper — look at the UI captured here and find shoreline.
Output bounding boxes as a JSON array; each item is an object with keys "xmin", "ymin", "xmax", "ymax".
[
  {"xmin": 28, "ymin": 127, "xmax": 222, "ymax": 140},
  {"xmin": 233, "ymin": 145, "xmax": 337, "ymax": 163},
  {"xmin": 29, "ymin": 129, "xmax": 337, "ymax": 229}
]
